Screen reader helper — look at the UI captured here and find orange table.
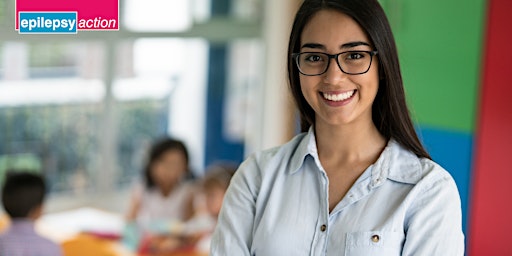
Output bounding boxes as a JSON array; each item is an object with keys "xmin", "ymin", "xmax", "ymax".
[
  {"xmin": 62, "ymin": 233, "xmax": 208, "ymax": 256},
  {"xmin": 35, "ymin": 207, "xmax": 209, "ymax": 256},
  {"xmin": 62, "ymin": 233, "xmax": 129, "ymax": 256}
]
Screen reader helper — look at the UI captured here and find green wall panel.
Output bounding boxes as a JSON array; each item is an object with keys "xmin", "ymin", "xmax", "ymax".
[{"xmin": 379, "ymin": 0, "xmax": 485, "ymax": 132}]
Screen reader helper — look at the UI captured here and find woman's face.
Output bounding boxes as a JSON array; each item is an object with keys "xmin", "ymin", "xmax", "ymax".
[
  {"xmin": 151, "ymin": 149, "xmax": 187, "ymax": 189},
  {"xmin": 299, "ymin": 9, "xmax": 379, "ymax": 128}
]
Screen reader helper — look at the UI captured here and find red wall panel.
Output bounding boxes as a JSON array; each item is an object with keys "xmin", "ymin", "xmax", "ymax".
[{"xmin": 469, "ymin": 0, "xmax": 512, "ymax": 255}]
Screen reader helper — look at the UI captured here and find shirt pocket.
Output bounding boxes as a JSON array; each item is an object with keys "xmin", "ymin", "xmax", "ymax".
[{"xmin": 345, "ymin": 231, "xmax": 404, "ymax": 256}]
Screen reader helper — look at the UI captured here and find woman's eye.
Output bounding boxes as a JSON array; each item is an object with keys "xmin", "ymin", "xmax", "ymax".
[
  {"xmin": 347, "ymin": 52, "xmax": 365, "ymax": 60},
  {"xmin": 305, "ymin": 54, "xmax": 323, "ymax": 62}
]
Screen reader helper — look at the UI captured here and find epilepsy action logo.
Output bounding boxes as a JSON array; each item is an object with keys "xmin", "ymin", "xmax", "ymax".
[{"xmin": 15, "ymin": 0, "xmax": 119, "ymax": 34}]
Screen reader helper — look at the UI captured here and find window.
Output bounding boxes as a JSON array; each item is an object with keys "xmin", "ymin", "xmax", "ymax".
[
  {"xmin": 0, "ymin": 0, "xmax": 264, "ymax": 212},
  {"xmin": 0, "ymin": 41, "xmax": 105, "ymax": 192},
  {"xmin": 123, "ymin": 0, "xmax": 193, "ymax": 31},
  {"xmin": 28, "ymin": 42, "xmax": 80, "ymax": 78},
  {"xmin": 114, "ymin": 38, "xmax": 209, "ymax": 183}
]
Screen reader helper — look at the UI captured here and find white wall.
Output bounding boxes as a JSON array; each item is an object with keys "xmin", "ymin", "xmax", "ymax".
[{"xmin": 245, "ymin": 0, "xmax": 300, "ymax": 155}]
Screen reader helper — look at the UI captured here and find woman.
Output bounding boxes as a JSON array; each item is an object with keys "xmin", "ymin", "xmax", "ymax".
[{"xmin": 211, "ymin": 0, "xmax": 464, "ymax": 255}]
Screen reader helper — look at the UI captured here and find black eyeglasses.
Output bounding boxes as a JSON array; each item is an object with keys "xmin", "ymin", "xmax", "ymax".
[{"xmin": 292, "ymin": 50, "xmax": 378, "ymax": 76}]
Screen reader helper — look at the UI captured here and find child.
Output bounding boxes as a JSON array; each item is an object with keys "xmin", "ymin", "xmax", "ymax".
[
  {"xmin": 198, "ymin": 163, "xmax": 237, "ymax": 220},
  {"xmin": 0, "ymin": 171, "xmax": 62, "ymax": 256},
  {"xmin": 136, "ymin": 163, "xmax": 237, "ymax": 254},
  {"xmin": 190, "ymin": 163, "xmax": 237, "ymax": 253},
  {"xmin": 126, "ymin": 137, "xmax": 195, "ymax": 224},
  {"xmin": 124, "ymin": 137, "xmax": 196, "ymax": 253}
]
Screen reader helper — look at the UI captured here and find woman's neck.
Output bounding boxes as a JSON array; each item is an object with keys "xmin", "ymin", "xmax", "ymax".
[{"xmin": 314, "ymin": 119, "xmax": 386, "ymax": 165}]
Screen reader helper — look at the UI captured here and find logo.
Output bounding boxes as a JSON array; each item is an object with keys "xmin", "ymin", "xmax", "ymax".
[
  {"xmin": 15, "ymin": 0, "xmax": 119, "ymax": 34},
  {"xmin": 19, "ymin": 12, "xmax": 78, "ymax": 34}
]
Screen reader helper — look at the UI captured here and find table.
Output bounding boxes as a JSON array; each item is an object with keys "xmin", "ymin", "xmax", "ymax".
[{"xmin": 36, "ymin": 207, "xmax": 209, "ymax": 256}]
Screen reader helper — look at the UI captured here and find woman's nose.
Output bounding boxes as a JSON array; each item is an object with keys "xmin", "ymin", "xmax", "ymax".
[{"xmin": 322, "ymin": 58, "xmax": 347, "ymax": 84}]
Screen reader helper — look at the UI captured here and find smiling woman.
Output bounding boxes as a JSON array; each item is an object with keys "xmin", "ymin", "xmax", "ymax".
[{"xmin": 210, "ymin": 0, "xmax": 465, "ymax": 255}]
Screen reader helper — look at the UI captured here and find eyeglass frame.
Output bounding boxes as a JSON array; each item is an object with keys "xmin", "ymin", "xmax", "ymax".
[{"xmin": 292, "ymin": 50, "xmax": 378, "ymax": 76}]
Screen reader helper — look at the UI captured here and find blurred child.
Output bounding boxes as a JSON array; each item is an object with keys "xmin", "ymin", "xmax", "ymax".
[
  {"xmin": 126, "ymin": 137, "xmax": 195, "ymax": 223},
  {"xmin": 0, "ymin": 171, "xmax": 63, "ymax": 256},
  {"xmin": 199, "ymin": 163, "xmax": 236, "ymax": 219},
  {"xmin": 125, "ymin": 137, "xmax": 196, "ymax": 253},
  {"xmin": 189, "ymin": 162, "xmax": 236, "ymax": 253},
  {"xmin": 136, "ymin": 162, "xmax": 237, "ymax": 255}
]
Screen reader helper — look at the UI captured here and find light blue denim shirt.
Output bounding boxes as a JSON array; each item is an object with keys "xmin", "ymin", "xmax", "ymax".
[{"xmin": 211, "ymin": 128, "xmax": 465, "ymax": 256}]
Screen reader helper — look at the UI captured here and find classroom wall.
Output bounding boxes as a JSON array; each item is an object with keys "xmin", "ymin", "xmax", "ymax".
[{"xmin": 378, "ymin": 0, "xmax": 512, "ymax": 254}]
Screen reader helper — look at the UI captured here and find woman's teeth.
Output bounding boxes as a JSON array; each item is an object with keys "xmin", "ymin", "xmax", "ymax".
[{"xmin": 323, "ymin": 90, "xmax": 355, "ymax": 102}]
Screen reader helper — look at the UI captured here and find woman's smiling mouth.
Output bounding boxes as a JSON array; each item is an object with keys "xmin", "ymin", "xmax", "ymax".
[{"xmin": 322, "ymin": 90, "xmax": 356, "ymax": 102}]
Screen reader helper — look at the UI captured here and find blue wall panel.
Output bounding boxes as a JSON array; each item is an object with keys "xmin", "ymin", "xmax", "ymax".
[
  {"xmin": 417, "ymin": 126, "xmax": 473, "ymax": 233},
  {"xmin": 204, "ymin": 45, "xmax": 244, "ymax": 168}
]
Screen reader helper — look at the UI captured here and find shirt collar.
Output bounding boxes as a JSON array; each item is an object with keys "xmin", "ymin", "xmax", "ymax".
[
  {"xmin": 289, "ymin": 126, "xmax": 317, "ymax": 174},
  {"xmin": 8, "ymin": 218, "xmax": 36, "ymax": 233},
  {"xmin": 370, "ymin": 139, "xmax": 422, "ymax": 188},
  {"xmin": 288, "ymin": 127, "xmax": 423, "ymax": 186}
]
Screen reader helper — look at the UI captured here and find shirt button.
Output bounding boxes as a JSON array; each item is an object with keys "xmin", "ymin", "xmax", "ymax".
[
  {"xmin": 320, "ymin": 224, "xmax": 327, "ymax": 232},
  {"xmin": 371, "ymin": 234, "xmax": 380, "ymax": 243}
]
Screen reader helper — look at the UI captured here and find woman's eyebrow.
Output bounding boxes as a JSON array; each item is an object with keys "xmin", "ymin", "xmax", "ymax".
[
  {"xmin": 301, "ymin": 43, "xmax": 325, "ymax": 49},
  {"xmin": 301, "ymin": 41, "xmax": 371, "ymax": 50},
  {"xmin": 341, "ymin": 41, "xmax": 370, "ymax": 49}
]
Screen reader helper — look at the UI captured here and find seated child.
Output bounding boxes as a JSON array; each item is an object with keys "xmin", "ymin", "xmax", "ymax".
[
  {"xmin": 126, "ymin": 137, "xmax": 196, "ymax": 225},
  {"xmin": 188, "ymin": 162, "xmax": 237, "ymax": 253},
  {"xmin": 124, "ymin": 137, "xmax": 196, "ymax": 252},
  {"xmin": 136, "ymin": 162, "xmax": 236, "ymax": 254},
  {"xmin": 197, "ymin": 163, "xmax": 237, "ymax": 220},
  {"xmin": 0, "ymin": 171, "xmax": 62, "ymax": 256}
]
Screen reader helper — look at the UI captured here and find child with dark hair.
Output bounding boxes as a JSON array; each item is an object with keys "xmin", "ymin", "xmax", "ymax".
[
  {"xmin": 135, "ymin": 162, "xmax": 237, "ymax": 254},
  {"xmin": 0, "ymin": 171, "xmax": 62, "ymax": 256},
  {"xmin": 126, "ymin": 137, "xmax": 195, "ymax": 224},
  {"xmin": 124, "ymin": 137, "xmax": 196, "ymax": 253}
]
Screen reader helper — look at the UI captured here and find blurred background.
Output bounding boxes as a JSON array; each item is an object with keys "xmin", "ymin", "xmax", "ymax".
[{"xmin": 0, "ymin": 0, "xmax": 510, "ymax": 255}]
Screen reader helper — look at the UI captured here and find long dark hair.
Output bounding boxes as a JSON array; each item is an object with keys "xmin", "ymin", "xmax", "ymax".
[
  {"xmin": 287, "ymin": 0, "xmax": 430, "ymax": 159},
  {"xmin": 143, "ymin": 137, "xmax": 190, "ymax": 188}
]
